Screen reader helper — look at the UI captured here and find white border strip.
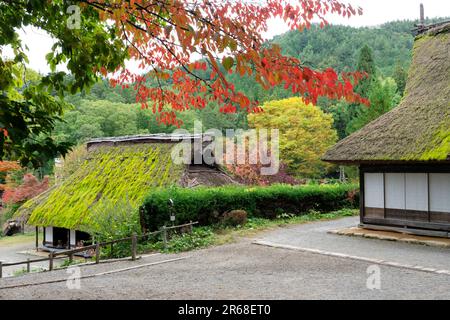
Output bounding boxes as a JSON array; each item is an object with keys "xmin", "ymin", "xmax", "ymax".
[{"xmin": 253, "ymin": 240, "xmax": 450, "ymax": 276}]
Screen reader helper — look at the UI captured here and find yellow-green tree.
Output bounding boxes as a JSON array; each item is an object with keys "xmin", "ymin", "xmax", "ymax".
[{"xmin": 248, "ymin": 97, "xmax": 337, "ymax": 178}]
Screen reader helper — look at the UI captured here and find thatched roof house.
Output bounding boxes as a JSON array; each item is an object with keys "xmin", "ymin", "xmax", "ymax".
[
  {"xmin": 323, "ymin": 22, "xmax": 450, "ymax": 237},
  {"xmin": 16, "ymin": 134, "xmax": 235, "ymax": 249}
]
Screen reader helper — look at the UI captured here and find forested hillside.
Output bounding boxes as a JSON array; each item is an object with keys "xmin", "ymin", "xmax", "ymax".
[
  {"xmin": 229, "ymin": 18, "xmax": 447, "ymax": 103},
  {"xmin": 276, "ymin": 23, "xmax": 413, "ymax": 75}
]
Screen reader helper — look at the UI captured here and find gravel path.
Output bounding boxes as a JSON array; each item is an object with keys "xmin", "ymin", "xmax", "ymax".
[
  {"xmin": 0, "ymin": 227, "xmax": 449, "ymax": 299},
  {"xmin": 0, "ymin": 235, "xmax": 64, "ymax": 277},
  {"xmin": 256, "ymin": 217, "xmax": 450, "ymax": 271}
]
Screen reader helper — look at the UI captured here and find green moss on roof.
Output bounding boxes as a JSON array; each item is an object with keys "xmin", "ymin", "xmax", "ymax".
[
  {"xmin": 323, "ymin": 23, "xmax": 450, "ymax": 164},
  {"xmin": 419, "ymin": 126, "xmax": 450, "ymax": 161},
  {"xmin": 17, "ymin": 144, "xmax": 184, "ymax": 231}
]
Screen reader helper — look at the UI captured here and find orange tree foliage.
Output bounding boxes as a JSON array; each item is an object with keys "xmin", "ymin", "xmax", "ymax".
[
  {"xmin": 0, "ymin": 161, "xmax": 20, "ymax": 192},
  {"xmin": 81, "ymin": 0, "xmax": 368, "ymax": 127},
  {"xmin": 0, "ymin": 161, "xmax": 20, "ymax": 173}
]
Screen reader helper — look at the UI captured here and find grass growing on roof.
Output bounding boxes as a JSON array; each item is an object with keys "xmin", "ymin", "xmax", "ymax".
[
  {"xmin": 419, "ymin": 125, "xmax": 450, "ymax": 161},
  {"xmin": 25, "ymin": 144, "xmax": 185, "ymax": 232}
]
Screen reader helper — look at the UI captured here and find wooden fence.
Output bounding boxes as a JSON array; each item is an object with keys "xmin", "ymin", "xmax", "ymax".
[{"xmin": 0, "ymin": 221, "xmax": 198, "ymax": 278}]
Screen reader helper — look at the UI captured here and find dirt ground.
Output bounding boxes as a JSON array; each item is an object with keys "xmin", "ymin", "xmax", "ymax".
[{"xmin": 0, "ymin": 232, "xmax": 63, "ymax": 277}]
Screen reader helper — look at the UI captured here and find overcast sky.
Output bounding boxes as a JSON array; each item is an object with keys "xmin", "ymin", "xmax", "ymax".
[{"xmin": 4, "ymin": 0, "xmax": 450, "ymax": 74}]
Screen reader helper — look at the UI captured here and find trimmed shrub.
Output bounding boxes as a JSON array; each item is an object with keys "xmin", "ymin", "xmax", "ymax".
[{"xmin": 141, "ymin": 184, "xmax": 359, "ymax": 230}]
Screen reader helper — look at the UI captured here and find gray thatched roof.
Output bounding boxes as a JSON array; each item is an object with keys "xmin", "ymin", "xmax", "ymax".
[{"xmin": 323, "ymin": 22, "xmax": 450, "ymax": 164}]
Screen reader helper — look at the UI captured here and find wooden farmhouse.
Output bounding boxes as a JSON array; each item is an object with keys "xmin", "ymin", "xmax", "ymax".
[
  {"xmin": 16, "ymin": 134, "xmax": 234, "ymax": 250},
  {"xmin": 323, "ymin": 22, "xmax": 450, "ymax": 238}
]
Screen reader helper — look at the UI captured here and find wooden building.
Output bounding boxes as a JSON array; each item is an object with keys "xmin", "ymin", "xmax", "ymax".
[{"xmin": 323, "ymin": 22, "xmax": 450, "ymax": 238}]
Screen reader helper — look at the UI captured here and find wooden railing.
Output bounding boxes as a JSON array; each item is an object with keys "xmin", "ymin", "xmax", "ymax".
[{"xmin": 0, "ymin": 221, "xmax": 198, "ymax": 278}]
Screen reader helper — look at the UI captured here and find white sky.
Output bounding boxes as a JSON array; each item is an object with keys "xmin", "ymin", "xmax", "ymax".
[{"xmin": 3, "ymin": 0, "xmax": 450, "ymax": 74}]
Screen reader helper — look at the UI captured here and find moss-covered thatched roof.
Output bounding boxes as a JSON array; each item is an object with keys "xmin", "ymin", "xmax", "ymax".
[
  {"xmin": 323, "ymin": 23, "xmax": 450, "ymax": 164},
  {"xmin": 16, "ymin": 143, "xmax": 185, "ymax": 231}
]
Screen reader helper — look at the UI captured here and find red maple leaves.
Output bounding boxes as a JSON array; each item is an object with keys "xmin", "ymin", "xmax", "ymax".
[
  {"xmin": 1, "ymin": 174, "xmax": 49, "ymax": 205},
  {"xmin": 0, "ymin": 162, "xmax": 48, "ymax": 205},
  {"xmin": 85, "ymin": 0, "xmax": 368, "ymax": 127}
]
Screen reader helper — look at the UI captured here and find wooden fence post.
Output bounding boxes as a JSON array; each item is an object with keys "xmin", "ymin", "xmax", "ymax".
[
  {"xmin": 26, "ymin": 258, "xmax": 31, "ymax": 273},
  {"xmin": 0, "ymin": 261, "xmax": 2, "ymax": 278},
  {"xmin": 35, "ymin": 226, "xmax": 39, "ymax": 250},
  {"xmin": 189, "ymin": 221, "xmax": 193, "ymax": 234},
  {"xmin": 95, "ymin": 243, "xmax": 100, "ymax": 264},
  {"xmin": 162, "ymin": 226, "xmax": 168, "ymax": 249},
  {"xmin": 69, "ymin": 253, "xmax": 73, "ymax": 264},
  {"xmin": 49, "ymin": 252, "xmax": 54, "ymax": 271},
  {"xmin": 131, "ymin": 233, "xmax": 137, "ymax": 261},
  {"xmin": 110, "ymin": 242, "xmax": 113, "ymax": 259}
]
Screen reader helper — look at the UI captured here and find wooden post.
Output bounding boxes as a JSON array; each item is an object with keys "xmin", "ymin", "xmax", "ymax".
[
  {"xmin": 189, "ymin": 221, "xmax": 193, "ymax": 234},
  {"xmin": 420, "ymin": 3, "xmax": 425, "ymax": 25},
  {"xmin": 110, "ymin": 242, "xmax": 113, "ymax": 259},
  {"xmin": 26, "ymin": 258, "xmax": 31, "ymax": 273},
  {"xmin": 0, "ymin": 261, "xmax": 2, "ymax": 278},
  {"xmin": 49, "ymin": 252, "xmax": 54, "ymax": 271},
  {"xmin": 162, "ymin": 226, "xmax": 168, "ymax": 249},
  {"xmin": 131, "ymin": 233, "xmax": 137, "ymax": 261},
  {"xmin": 95, "ymin": 243, "xmax": 100, "ymax": 264},
  {"xmin": 35, "ymin": 226, "xmax": 39, "ymax": 250},
  {"xmin": 69, "ymin": 253, "xmax": 73, "ymax": 264}
]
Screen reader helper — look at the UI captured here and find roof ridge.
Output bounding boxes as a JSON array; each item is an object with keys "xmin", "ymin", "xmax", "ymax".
[{"xmin": 415, "ymin": 20, "xmax": 450, "ymax": 36}]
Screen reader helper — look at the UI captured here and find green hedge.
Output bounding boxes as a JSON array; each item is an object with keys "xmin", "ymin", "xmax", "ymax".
[{"xmin": 141, "ymin": 184, "xmax": 359, "ymax": 230}]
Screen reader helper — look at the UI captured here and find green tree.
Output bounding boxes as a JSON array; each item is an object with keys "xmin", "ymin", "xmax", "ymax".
[
  {"xmin": 53, "ymin": 99, "xmax": 204, "ymax": 145},
  {"xmin": 322, "ymin": 101, "xmax": 352, "ymax": 140},
  {"xmin": 0, "ymin": 1, "xmax": 127, "ymax": 166},
  {"xmin": 54, "ymin": 100, "xmax": 140, "ymax": 144},
  {"xmin": 344, "ymin": 44, "xmax": 377, "ymax": 135},
  {"xmin": 393, "ymin": 62, "xmax": 408, "ymax": 97},
  {"xmin": 248, "ymin": 97, "xmax": 337, "ymax": 178},
  {"xmin": 355, "ymin": 44, "xmax": 376, "ymax": 95},
  {"xmin": 347, "ymin": 77, "xmax": 399, "ymax": 133}
]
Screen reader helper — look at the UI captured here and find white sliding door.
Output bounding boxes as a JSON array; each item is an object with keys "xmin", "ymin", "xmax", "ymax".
[
  {"xmin": 429, "ymin": 173, "xmax": 450, "ymax": 213},
  {"xmin": 385, "ymin": 173, "xmax": 406, "ymax": 210},
  {"xmin": 45, "ymin": 227, "xmax": 53, "ymax": 243},
  {"xmin": 405, "ymin": 173, "xmax": 428, "ymax": 211},
  {"xmin": 70, "ymin": 229, "xmax": 76, "ymax": 246},
  {"xmin": 364, "ymin": 173, "xmax": 384, "ymax": 208}
]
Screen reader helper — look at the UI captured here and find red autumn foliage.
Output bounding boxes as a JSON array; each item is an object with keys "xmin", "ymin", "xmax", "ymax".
[
  {"xmin": 82, "ymin": 0, "xmax": 369, "ymax": 127},
  {"xmin": 227, "ymin": 161, "xmax": 303, "ymax": 186},
  {"xmin": 0, "ymin": 128, "xmax": 8, "ymax": 138},
  {"xmin": 224, "ymin": 140, "xmax": 302, "ymax": 186},
  {"xmin": 1, "ymin": 174, "xmax": 49, "ymax": 205}
]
